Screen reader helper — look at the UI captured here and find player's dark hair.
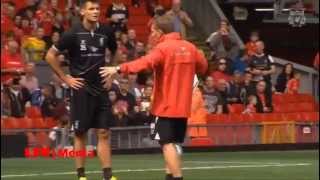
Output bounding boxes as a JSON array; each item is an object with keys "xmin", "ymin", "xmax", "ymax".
[{"xmin": 80, "ymin": 0, "xmax": 99, "ymax": 9}]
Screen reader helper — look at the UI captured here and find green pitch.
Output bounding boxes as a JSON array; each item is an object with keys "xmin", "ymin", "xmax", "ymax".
[{"xmin": 1, "ymin": 150, "xmax": 319, "ymax": 180}]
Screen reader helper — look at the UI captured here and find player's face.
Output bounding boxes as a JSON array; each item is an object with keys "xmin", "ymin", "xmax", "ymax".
[{"xmin": 81, "ymin": 2, "xmax": 100, "ymax": 22}]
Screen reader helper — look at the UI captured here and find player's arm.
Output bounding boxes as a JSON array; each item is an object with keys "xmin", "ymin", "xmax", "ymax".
[
  {"xmin": 45, "ymin": 31, "xmax": 84, "ymax": 90},
  {"xmin": 100, "ymin": 47, "xmax": 164, "ymax": 77},
  {"xmin": 46, "ymin": 48, "xmax": 84, "ymax": 90}
]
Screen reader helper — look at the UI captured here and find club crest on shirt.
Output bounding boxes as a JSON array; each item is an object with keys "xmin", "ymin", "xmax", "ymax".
[
  {"xmin": 80, "ymin": 40, "xmax": 87, "ymax": 51},
  {"xmin": 99, "ymin": 37, "xmax": 104, "ymax": 47},
  {"xmin": 90, "ymin": 46, "xmax": 99, "ymax": 52}
]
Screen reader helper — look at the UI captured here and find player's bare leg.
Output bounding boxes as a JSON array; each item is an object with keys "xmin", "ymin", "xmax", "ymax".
[
  {"xmin": 165, "ymin": 164, "xmax": 173, "ymax": 180},
  {"xmin": 74, "ymin": 132, "xmax": 87, "ymax": 178},
  {"xmin": 162, "ymin": 143, "xmax": 183, "ymax": 179},
  {"xmin": 96, "ymin": 129, "xmax": 113, "ymax": 180}
]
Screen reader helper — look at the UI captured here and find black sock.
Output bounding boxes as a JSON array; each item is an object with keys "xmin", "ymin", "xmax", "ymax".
[
  {"xmin": 103, "ymin": 168, "xmax": 112, "ymax": 179},
  {"xmin": 77, "ymin": 167, "xmax": 85, "ymax": 178},
  {"xmin": 166, "ymin": 174, "xmax": 173, "ymax": 180},
  {"xmin": 173, "ymin": 178, "xmax": 183, "ymax": 180}
]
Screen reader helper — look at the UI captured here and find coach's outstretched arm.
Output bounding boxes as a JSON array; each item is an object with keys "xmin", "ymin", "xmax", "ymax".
[
  {"xmin": 46, "ymin": 47, "xmax": 84, "ymax": 90},
  {"xmin": 100, "ymin": 47, "xmax": 164, "ymax": 77}
]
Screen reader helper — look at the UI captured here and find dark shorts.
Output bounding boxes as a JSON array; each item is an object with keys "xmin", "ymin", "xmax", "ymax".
[
  {"xmin": 150, "ymin": 116, "xmax": 187, "ymax": 145},
  {"xmin": 70, "ymin": 88, "xmax": 113, "ymax": 134}
]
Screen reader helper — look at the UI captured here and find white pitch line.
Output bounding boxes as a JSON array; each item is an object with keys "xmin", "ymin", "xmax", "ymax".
[
  {"xmin": 1, "ymin": 163, "xmax": 311, "ymax": 178},
  {"xmin": 184, "ymin": 161, "xmax": 282, "ymax": 165}
]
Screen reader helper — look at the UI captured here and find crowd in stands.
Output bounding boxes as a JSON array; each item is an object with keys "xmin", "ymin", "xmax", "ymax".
[{"xmin": 1, "ymin": 0, "xmax": 318, "ymax": 130}]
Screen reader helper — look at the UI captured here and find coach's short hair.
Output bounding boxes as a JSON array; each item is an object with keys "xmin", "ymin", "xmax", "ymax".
[{"xmin": 154, "ymin": 14, "xmax": 175, "ymax": 34}]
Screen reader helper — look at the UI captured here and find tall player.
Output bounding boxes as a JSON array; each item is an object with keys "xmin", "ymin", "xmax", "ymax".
[
  {"xmin": 45, "ymin": 1, "xmax": 117, "ymax": 180},
  {"xmin": 100, "ymin": 15, "xmax": 208, "ymax": 180}
]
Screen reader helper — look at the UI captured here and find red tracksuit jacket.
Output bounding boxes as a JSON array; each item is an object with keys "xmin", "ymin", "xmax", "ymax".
[{"xmin": 120, "ymin": 33, "xmax": 208, "ymax": 118}]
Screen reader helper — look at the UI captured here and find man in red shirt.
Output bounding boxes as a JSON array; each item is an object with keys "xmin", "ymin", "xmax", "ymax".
[
  {"xmin": 1, "ymin": 40, "xmax": 25, "ymax": 84},
  {"xmin": 100, "ymin": 15, "xmax": 208, "ymax": 180}
]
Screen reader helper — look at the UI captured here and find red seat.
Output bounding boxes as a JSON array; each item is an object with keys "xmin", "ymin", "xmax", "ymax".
[
  {"xmin": 25, "ymin": 106, "xmax": 42, "ymax": 118},
  {"xmin": 189, "ymin": 137, "xmax": 214, "ymax": 147},
  {"xmin": 229, "ymin": 104, "xmax": 245, "ymax": 114},
  {"xmin": 31, "ymin": 118, "xmax": 46, "ymax": 129},
  {"xmin": 2, "ymin": 118, "xmax": 19, "ymax": 129},
  {"xmin": 282, "ymin": 113, "xmax": 302, "ymax": 121},
  {"xmin": 300, "ymin": 112, "xmax": 319, "ymax": 122},
  {"xmin": 44, "ymin": 118, "xmax": 58, "ymax": 128},
  {"xmin": 228, "ymin": 114, "xmax": 244, "ymax": 122}
]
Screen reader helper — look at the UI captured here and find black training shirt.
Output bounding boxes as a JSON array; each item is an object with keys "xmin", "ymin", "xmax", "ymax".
[
  {"xmin": 53, "ymin": 23, "xmax": 117, "ymax": 95},
  {"xmin": 249, "ymin": 54, "xmax": 275, "ymax": 82}
]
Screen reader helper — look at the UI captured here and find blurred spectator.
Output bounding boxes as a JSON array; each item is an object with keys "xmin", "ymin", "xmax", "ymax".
[
  {"xmin": 106, "ymin": 0, "xmax": 129, "ymax": 33},
  {"xmin": 188, "ymin": 87, "xmax": 208, "ymax": 138},
  {"xmin": 206, "ymin": 19, "xmax": 239, "ymax": 60},
  {"xmin": 128, "ymin": 73, "xmax": 142, "ymax": 97},
  {"xmin": 249, "ymin": 41, "xmax": 275, "ymax": 107},
  {"xmin": 286, "ymin": 71, "xmax": 301, "ymax": 94},
  {"xmin": 227, "ymin": 71, "xmax": 242, "ymax": 104},
  {"xmin": 20, "ymin": 17, "xmax": 33, "ymax": 36},
  {"xmin": 245, "ymin": 31, "xmax": 260, "ymax": 57},
  {"xmin": 216, "ymin": 79, "xmax": 230, "ymax": 114},
  {"xmin": 240, "ymin": 71, "xmax": 255, "ymax": 104},
  {"xmin": 50, "ymin": 74, "xmax": 70, "ymax": 100},
  {"xmin": 112, "ymin": 94, "xmax": 130, "ymax": 127},
  {"xmin": 242, "ymin": 95, "xmax": 257, "ymax": 114},
  {"xmin": 166, "ymin": 0, "xmax": 193, "ymax": 39},
  {"xmin": 117, "ymin": 78, "xmax": 136, "ymax": 112},
  {"xmin": 40, "ymin": 84, "xmax": 59, "ymax": 118},
  {"xmin": 2, "ymin": 78, "xmax": 31, "ymax": 118},
  {"xmin": 134, "ymin": 41, "xmax": 146, "ymax": 58},
  {"xmin": 210, "ymin": 58, "xmax": 231, "ymax": 84},
  {"xmin": 1, "ymin": 40, "xmax": 25, "ymax": 84},
  {"xmin": 231, "ymin": 48, "xmax": 250, "ymax": 74},
  {"xmin": 127, "ymin": 29, "xmax": 137, "ymax": 59},
  {"xmin": 129, "ymin": 85, "xmax": 153, "ymax": 126},
  {"xmin": 202, "ymin": 77, "xmax": 223, "ymax": 114},
  {"xmin": 275, "ymin": 63, "xmax": 294, "ymax": 93},
  {"xmin": 1, "ymin": 2, "xmax": 16, "ymax": 35},
  {"xmin": 145, "ymin": 0, "xmax": 159, "ymax": 17},
  {"xmin": 254, "ymin": 80, "xmax": 273, "ymax": 113},
  {"xmin": 314, "ymin": 52, "xmax": 319, "ymax": 70},
  {"xmin": 52, "ymin": 12, "xmax": 66, "ymax": 34},
  {"xmin": 132, "ymin": 0, "xmax": 141, "ymax": 7},
  {"xmin": 22, "ymin": 27, "xmax": 47, "ymax": 62},
  {"xmin": 35, "ymin": 0, "xmax": 55, "ymax": 37},
  {"xmin": 46, "ymin": 31, "xmax": 60, "ymax": 49},
  {"xmin": 19, "ymin": 62, "xmax": 39, "ymax": 93}
]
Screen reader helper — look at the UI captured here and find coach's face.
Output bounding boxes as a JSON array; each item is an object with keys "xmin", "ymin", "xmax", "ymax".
[{"xmin": 81, "ymin": 2, "xmax": 100, "ymax": 22}]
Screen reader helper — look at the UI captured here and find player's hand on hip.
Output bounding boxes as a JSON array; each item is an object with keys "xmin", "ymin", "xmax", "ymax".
[{"xmin": 62, "ymin": 75, "xmax": 84, "ymax": 90}]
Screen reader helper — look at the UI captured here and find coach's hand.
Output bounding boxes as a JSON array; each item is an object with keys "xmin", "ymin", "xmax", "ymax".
[
  {"xmin": 62, "ymin": 75, "xmax": 84, "ymax": 90},
  {"xmin": 99, "ymin": 66, "xmax": 118, "ymax": 78}
]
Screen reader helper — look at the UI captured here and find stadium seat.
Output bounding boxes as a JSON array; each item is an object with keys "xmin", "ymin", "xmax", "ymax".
[
  {"xmin": 2, "ymin": 118, "xmax": 20, "ymax": 129},
  {"xmin": 229, "ymin": 114, "xmax": 244, "ymax": 122},
  {"xmin": 282, "ymin": 113, "xmax": 302, "ymax": 122},
  {"xmin": 229, "ymin": 104, "xmax": 245, "ymax": 114},
  {"xmin": 31, "ymin": 118, "xmax": 47, "ymax": 129},
  {"xmin": 44, "ymin": 118, "xmax": 58, "ymax": 128},
  {"xmin": 299, "ymin": 112, "xmax": 319, "ymax": 122},
  {"xmin": 189, "ymin": 137, "xmax": 214, "ymax": 147},
  {"xmin": 25, "ymin": 107, "xmax": 42, "ymax": 118}
]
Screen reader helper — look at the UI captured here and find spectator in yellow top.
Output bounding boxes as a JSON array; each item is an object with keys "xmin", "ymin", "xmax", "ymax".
[{"xmin": 22, "ymin": 27, "xmax": 46, "ymax": 62}]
